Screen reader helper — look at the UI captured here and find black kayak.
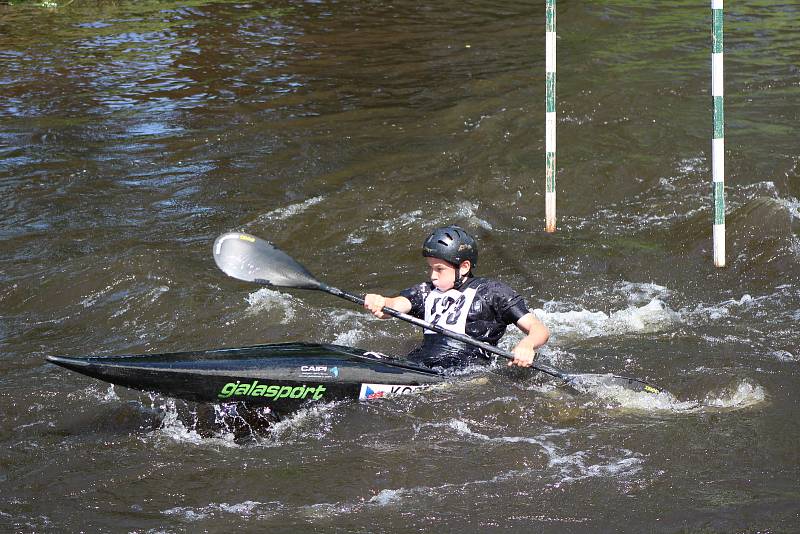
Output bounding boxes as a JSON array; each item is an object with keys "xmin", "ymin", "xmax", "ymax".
[{"xmin": 47, "ymin": 343, "xmax": 444, "ymax": 413}]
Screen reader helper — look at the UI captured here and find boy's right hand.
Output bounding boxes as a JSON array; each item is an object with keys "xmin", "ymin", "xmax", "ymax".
[{"xmin": 364, "ymin": 294, "xmax": 387, "ymax": 319}]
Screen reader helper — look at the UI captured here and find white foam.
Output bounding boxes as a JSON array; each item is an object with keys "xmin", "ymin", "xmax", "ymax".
[
  {"xmin": 368, "ymin": 488, "xmax": 407, "ymax": 506},
  {"xmin": 420, "ymin": 419, "xmax": 644, "ymax": 490},
  {"xmin": 681, "ymin": 290, "xmax": 796, "ymax": 327},
  {"xmin": 155, "ymin": 400, "xmax": 239, "ymax": 447},
  {"xmin": 345, "ymin": 233, "xmax": 366, "ymax": 245},
  {"xmin": 741, "ymin": 181, "xmax": 779, "ymax": 196},
  {"xmin": 69, "ymin": 383, "xmax": 120, "ymax": 403},
  {"xmin": 676, "ymin": 156, "xmax": 705, "ymax": 175},
  {"xmin": 245, "ymin": 287, "xmax": 296, "ymax": 323},
  {"xmin": 146, "ymin": 396, "xmax": 343, "ymax": 448},
  {"xmin": 154, "ymin": 397, "xmax": 341, "ymax": 448},
  {"xmin": 163, "ymin": 506, "xmax": 209, "ymax": 521},
  {"xmin": 771, "ymin": 350, "xmax": 798, "ymax": 362},
  {"xmin": 703, "ymin": 380, "xmax": 767, "ymax": 409},
  {"xmin": 302, "ymin": 488, "xmax": 411, "ymax": 519},
  {"xmin": 581, "ymin": 383, "xmax": 697, "ymax": 412},
  {"xmin": 216, "ymin": 501, "xmax": 262, "ymax": 516},
  {"xmin": 163, "ymin": 500, "xmax": 269, "ymax": 522},
  {"xmin": 378, "ymin": 210, "xmax": 423, "ymax": 233},
  {"xmin": 416, "ymin": 201, "xmax": 494, "ymax": 230},
  {"xmin": 156, "ymin": 407, "xmax": 208, "ymax": 444},
  {"xmin": 266, "ymin": 401, "xmax": 341, "ymax": 443},
  {"xmin": 446, "ymin": 418, "xmax": 546, "ymax": 445},
  {"xmin": 256, "ymin": 196, "xmax": 324, "ymax": 222},
  {"xmin": 608, "ymin": 299, "xmax": 681, "ymax": 333},
  {"xmin": 782, "ymin": 197, "xmax": 800, "ymax": 219},
  {"xmin": 613, "ymin": 281, "xmax": 672, "ymax": 305},
  {"xmin": 103, "ymin": 385, "xmax": 119, "ymax": 402},
  {"xmin": 791, "ymin": 236, "xmax": 800, "ymax": 258},
  {"xmin": 453, "ymin": 201, "xmax": 493, "ymax": 230},
  {"xmin": 303, "ymin": 501, "xmax": 355, "ymax": 518},
  {"xmin": 332, "ymin": 329, "xmax": 362, "ymax": 346},
  {"xmin": 659, "ymin": 177, "xmax": 677, "ymax": 192},
  {"xmin": 345, "ymin": 202, "xmax": 492, "ymax": 246},
  {"xmin": 148, "ymin": 285, "xmax": 170, "ymax": 303},
  {"xmin": 581, "ymin": 379, "xmax": 766, "ymax": 413},
  {"xmin": 541, "ymin": 298, "xmax": 680, "ymax": 342},
  {"xmin": 549, "ymin": 453, "xmax": 644, "ymax": 488},
  {"xmin": 441, "ymin": 361, "xmax": 492, "ymax": 377},
  {"xmin": 323, "ymin": 309, "xmax": 368, "ymax": 346},
  {"xmin": 300, "ymin": 431, "xmax": 641, "ymax": 516}
]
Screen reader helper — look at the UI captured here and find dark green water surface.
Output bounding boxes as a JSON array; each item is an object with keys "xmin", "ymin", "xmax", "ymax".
[{"xmin": 1, "ymin": 1, "xmax": 799, "ymax": 531}]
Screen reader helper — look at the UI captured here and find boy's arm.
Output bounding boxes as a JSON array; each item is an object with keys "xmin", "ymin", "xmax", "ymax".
[
  {"xmin": 364, "ymin": 294, "xmax": 412, "ymax": 319},
  {"xmin": 509, "ymin": 313, "xmax": 550, "ymax": 367}
]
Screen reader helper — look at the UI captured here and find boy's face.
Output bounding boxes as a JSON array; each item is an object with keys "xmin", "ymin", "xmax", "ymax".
[{"xmin": 426, "ymin": 257, "xmax": 469, "ymax": 291}]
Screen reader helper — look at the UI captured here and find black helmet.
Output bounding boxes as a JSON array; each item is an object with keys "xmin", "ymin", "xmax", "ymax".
[{"xmin": 422, "ymin": 225, "xmax": 478, "ymax": 268}]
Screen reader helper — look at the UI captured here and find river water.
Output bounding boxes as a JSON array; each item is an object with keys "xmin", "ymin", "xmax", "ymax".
[{"xmin": 2, "ymin": 0, "xmax": 799, "ymax": 531}]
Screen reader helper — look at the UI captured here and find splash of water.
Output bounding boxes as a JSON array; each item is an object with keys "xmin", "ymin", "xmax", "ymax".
[
  {"xmin": 245, "ymin": 287, "xmax": 296, "ymax": 323},
  {"xmin": 582, "ymin": 378, "xmax": 767, "ymax": 413}
]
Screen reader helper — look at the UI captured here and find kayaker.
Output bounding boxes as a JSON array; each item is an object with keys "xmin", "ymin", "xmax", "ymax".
[{"xmin": 364, "ymin": 225, "xmax": 549, "ymax": 370}]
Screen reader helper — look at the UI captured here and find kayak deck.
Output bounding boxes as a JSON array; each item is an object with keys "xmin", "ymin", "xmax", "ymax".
[{"xmin": 47, "ymin": 343, "xmax": 444, "ymax": 412}]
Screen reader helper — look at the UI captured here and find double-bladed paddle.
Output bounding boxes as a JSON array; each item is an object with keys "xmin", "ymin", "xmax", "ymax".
[{"xmin": 213, "ymin": 232, "xmax": 663, "ymax": 395}]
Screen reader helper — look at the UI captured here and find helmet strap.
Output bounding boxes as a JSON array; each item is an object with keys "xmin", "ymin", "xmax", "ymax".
[{"xmin": 452, "ymin": 262, "xmax": 472, "ymax": 290}]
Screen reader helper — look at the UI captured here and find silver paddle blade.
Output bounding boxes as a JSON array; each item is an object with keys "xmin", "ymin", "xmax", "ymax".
[{"xmin": 213, "ymin": 232, "xmax": 322, "ymax": 289}]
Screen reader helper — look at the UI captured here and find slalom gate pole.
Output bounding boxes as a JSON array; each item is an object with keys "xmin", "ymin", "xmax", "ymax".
[
  {"xmin": 545, "ymin": 0, "xmax": 557, "ymax": 233},
  {"xmin": 712, "ymin": 0, "xmax": 725, "ymax": 267}
]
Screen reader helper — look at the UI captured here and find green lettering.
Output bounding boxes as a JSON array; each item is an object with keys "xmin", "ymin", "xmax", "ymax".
[
  {"xmin": 218, "ymin": 382, "xmax": 326, "ymax": 401},
  {"xmin": 218, "ymin": 382, "xmax": 238, "ymax": 399}
]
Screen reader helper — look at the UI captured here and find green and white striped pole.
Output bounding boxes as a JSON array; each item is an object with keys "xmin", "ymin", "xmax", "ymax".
[
  {"xmin": 712, "ymin": 0, "xmax": 725, "ymax": 267},
  {"xmin": 545, "ymin": 0, "xmax": 557, "ymax": 233}
]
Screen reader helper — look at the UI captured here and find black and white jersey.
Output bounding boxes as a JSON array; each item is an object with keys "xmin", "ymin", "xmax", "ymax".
[{"xmin": 399, "ymin": 276, "xmax": 530, "ymax": 346}]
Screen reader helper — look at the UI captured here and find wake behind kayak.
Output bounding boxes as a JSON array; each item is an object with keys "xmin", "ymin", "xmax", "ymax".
[{"xmin": 47, "ymin": 343, "xmax": 444, "ymax": 414}]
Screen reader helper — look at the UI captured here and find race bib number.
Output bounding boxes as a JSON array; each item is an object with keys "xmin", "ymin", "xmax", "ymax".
[{"xmin": 423, "ymin": 287, "xmax": 477, "ymax": 335}]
